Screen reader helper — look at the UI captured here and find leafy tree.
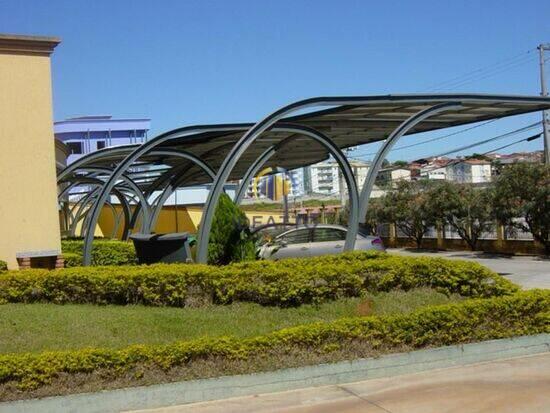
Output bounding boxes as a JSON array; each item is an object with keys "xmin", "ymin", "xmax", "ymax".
[
  {"xmin": 431, "ymin": 182, "xmax": 494, "ymax": 251},
  {"xmin": 363, "ymin": 198, "xmax": 384, "ymax": 235},
  {"xmin": 492, "ymin": 163, "xmax": 550, "ymax": 254},
  {"xmin": 378, "ymin": 180, "xmax": 438, "ymax": 248},
  {"xmin": 393, "ymin": 160, "xmax": 408, "ymax": 167},
  {"xmin": 206, "ymin": 193, "xmax": 256, "ymax": 265}
]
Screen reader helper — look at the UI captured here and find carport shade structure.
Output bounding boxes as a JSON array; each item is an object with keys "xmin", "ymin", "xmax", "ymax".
[{"xmin": 54, "ymin": 94, "xmax": 550, "ymax": 265}]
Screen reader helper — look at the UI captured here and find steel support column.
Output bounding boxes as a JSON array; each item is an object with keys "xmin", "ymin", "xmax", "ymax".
[
  {"xmin": 147, "ymin": 154, "xmax": 216, "ymax": 232},
  {"xmin": 196, "ymin": 122, "xmax": 360, "ymax": 262},
  {"xmin": 358, "ymin": 102, "xmax": 463, "ymax": 223},
  {"xmin": 81, "ymin": 125, "xmax": 252, "ymax": 265}
]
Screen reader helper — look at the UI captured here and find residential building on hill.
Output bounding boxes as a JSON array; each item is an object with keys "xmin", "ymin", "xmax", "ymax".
[{"xmin": 446, "ymin": 159, "xmax": 492, "ymax": 183}]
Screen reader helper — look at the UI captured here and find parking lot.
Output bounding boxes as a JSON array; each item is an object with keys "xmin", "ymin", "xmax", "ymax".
[{"xmin": 388, "ymin": 248, "xmax": 550, "ymax": 290}]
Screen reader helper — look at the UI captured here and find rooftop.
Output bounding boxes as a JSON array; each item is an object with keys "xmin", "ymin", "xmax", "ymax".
[{"xmin": 0, "ymin": 33, "xmax": 60, "ymax": 56}]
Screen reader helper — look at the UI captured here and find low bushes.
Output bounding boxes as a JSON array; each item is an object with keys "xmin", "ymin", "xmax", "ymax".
[
  {"xmin": 0, "ymin": 290, "xmax": 547, "ymax": 392},
  {"xmin": 0, "ymin": 252, "xmax": 518, "ymax": 307},
  {"xmin": 61, "ymin": 240, "xmax": 137, "ymax": 267},
  {"xmin": 0, "ymin": 261, "xmax": 7, "ymax": 272}
]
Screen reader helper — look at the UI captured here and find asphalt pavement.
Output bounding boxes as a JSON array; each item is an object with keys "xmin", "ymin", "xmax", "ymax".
[{"xmin": 388, "ymin": 248, "xmax": 550, "ymax": 290}]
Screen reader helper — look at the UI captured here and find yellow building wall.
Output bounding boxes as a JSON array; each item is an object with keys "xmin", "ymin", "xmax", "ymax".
[
  {"xmin": 94, "ymin": 205, "xmax": 289, "ymax": 238},
  {"xmin": 0, "ymin": 45, "xmax": 62, "ymax": 269},
  {"xmin": 152, "ymin": 206, "xmax": 287, "ymax": 233}
]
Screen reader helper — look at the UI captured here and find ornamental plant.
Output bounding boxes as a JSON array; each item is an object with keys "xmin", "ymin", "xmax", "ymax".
[{"xmin": 206, "ymin": 193, "xmax": 256, "ymax": 265}]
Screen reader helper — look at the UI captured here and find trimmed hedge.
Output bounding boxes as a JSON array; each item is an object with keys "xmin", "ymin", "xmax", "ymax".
[
  {"xmin": 61, "ymin": 240, "xmax": 137, "ymax": 267},
  {"xmin": 0, "ymin": 290, "xmax": 547, "ymax": 390},
  {"xmin": 0, "ymin": 252, "xmax": 518, "ymax": 307}
]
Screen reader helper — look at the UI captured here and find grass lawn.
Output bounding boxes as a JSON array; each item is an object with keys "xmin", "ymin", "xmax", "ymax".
[{"xmin": 0, "ymin": 288, "xmax": 460, "ymax": 354}]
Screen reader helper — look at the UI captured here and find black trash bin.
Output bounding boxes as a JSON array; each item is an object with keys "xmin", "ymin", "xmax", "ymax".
[{"xmin": 130, "ymin": 232, "xmax": 192, "ymax": 264}]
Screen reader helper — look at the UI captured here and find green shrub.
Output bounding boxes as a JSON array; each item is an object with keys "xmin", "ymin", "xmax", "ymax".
[
  {"xmin": 0, "ymin": 290, "xmax": 547, "ymax": 390},
  {"xmin": 206, "ymin": 193, "xmax": 256, "ymax": 265},
  {"xmin": 0, "ymin": 252, "xmax": 518, "ymax": 307},
  {"xmin": 0, "ymin": 261, "xmax": 7, "ymax": 272},
  {"xmin": 61, "ymin": 240, "xmax": 137, "ymax": 267}
]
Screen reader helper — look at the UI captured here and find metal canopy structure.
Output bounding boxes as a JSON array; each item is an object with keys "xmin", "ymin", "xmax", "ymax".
[{"xmin": 56, "ymin": 93, "xmax": 550, "ymax": 265}]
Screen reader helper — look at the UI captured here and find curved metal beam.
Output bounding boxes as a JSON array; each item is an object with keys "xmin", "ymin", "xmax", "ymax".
[
  {"xmin": 234, "ymin": 146, "xmax": 277, "ymax": 204},
  {"xmin": 147, "ymin": 153, "xmax": 217, "ymax": 232},
  {"xmin": 124, "ymin": 149, "xmax": 218, "ymax": 233},
  {"xmin": 81, "ymin": 124, "xmax": 253, "ymax": 265},
  {"xmin": 57, "ymin": 144, "xmax": 139, "ymax": 183},
  {"xmin": 358, "ymin": 102, "xmax": 463, "ymax": 223},
  {"xmin": 194, "ymin": 99, "xmax": 472, "ymax": 263},
  {"xmin": 59, "ymin": 167, "xmax": 151, "ymax": 234},
  {"xmin": 79, "ymin": 93, "xmax": 549, "ymax": 265},
  {"xmin": 64, "ymin": 179, "xmax": 132, "ymax": 240},
  {"xmin": 197, "ymin": 123, "xmax": 359, "ymax": 262}
]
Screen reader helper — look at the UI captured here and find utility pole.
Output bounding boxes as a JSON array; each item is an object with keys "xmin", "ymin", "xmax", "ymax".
[{"xmin": 538, "ymin": 44, "xmax": 550, "ymax": 164}]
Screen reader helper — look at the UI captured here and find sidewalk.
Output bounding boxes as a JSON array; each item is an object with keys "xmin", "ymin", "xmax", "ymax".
[
  {"xmin": 388, "ymin": 248, "xmax": 550, "ymax": 290},
  {"xmin": 132, "ymin": 353, "xmax": 550, "ymax": 413}
]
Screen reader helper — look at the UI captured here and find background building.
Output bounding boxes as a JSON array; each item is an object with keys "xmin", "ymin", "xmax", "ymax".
[
  {"xmin": 54, "ymin": 115, "xmax": 151, "ymax": 164},
  {"xmin": 447, "ymin": 159, "xmax": 492, "ymax": 183},
  {"xmin": 308, "ymin": 160, "xmax": 370, "ymax": 196}
]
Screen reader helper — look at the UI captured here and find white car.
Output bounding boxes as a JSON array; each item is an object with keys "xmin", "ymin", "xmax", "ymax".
[{"xmin": 258, "ymin": 224, "xmax": 385, "ymax": 260}]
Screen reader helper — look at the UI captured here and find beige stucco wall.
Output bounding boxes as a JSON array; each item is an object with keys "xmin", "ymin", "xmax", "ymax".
[{"xmin": 0, "ymin": 50, "xmax": 61, "ymax": 268}]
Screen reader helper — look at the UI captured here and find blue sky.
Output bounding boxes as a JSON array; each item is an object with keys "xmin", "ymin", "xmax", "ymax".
[{"xmin": 1, "ymin": 0, "xmax": 549, "ymax": 161}]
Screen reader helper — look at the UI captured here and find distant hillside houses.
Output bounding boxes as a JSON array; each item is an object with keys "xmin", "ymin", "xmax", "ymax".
[
  {"xmin": 373, "ymin": 150, "xmax": 543, "ymax": 188},
  {"xmin": 242, "ymin": 150, "xmax": 543, "ymax": 200}
]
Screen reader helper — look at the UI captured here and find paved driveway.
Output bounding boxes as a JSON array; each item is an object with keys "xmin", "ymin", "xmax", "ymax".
[
  {"xmin": 388, "ymin": 248, "xmax": 550, "ymax": 290},
  {"xmin": 137, "ymin": 353, "xmax": 550, "ymax": 413}
]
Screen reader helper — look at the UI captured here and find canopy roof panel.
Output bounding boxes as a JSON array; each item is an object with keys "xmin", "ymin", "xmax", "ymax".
[{"xmin": 60, "ymin": 94, "xmax": 550, "ymax": 191}]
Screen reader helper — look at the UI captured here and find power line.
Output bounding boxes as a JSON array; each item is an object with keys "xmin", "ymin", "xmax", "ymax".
[
  {"xmin": 429, "ymin": 122, "xmax": 540, "ymax": 158},
  {"xmin": 430, "ymin": 55, "xmax": 537, "ymax": 91},
  {"xmin": 349, "ymin": 121, "xmax": 540, "ymax": 161},
  {"xmin": 352, "ymin": 119, "xmax": 498, "ymax": 157},
  {"xmin": 424, "ymin": 48, "xmax": 536, "ymax": 91},
  {"xmin": 375, "ymin": 133, "xmax": 542, "ymax": 184}
]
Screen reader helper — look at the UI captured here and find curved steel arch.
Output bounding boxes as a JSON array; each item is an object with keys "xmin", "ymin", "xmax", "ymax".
[
  {"xmin": 234, "ymin": 132, "xmax": 323, "ymax": 205},
  {"xmin": 198, "ymin": 122, "xmax": 360, "ymax": 262},
  {"xmin": 77, "ymin": 94, "xmax": 550, "ymax": 265},
  {"xmin": 358, "ymin": 102, "xmax": 462, "ymax": 222},
  {"xmin": 79, "ymin": 121, "xmax": 357, "ymax": 265},
  {"xmin": 234, "ymin": 147, "xmax": 277, "ymax": 204},
  {"xmin": 58, "ymin": 166, "xmax": 151, "ymax": 235},
  {"xmin": 120, "ymin": 148, "xmax": 218, "ymax": 233},
  {"xmin": 195, "ymin": 99, "xmax": 464, "ymax": 263},
  {"xmin": 57, "ymin": 144, "xmax": 140, "ymax": 183},
  {"xmin": 81, "ymin": 124, "xmax": 254, "ymax": 265},
  {"xmin": 63, "ymin": 178, "xmax": 133, "ymax": 239},
  {"xmin": 145, "ymin": 151, "xmax": 217, "ymax": 232}
]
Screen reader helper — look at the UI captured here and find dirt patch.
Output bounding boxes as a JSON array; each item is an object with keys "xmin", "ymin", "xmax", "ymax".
[{"xmin": 356, "ymin": 298, "xmax": 374, "ymax": 316}]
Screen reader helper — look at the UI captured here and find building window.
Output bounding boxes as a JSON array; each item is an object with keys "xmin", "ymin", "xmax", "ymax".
[
  {"xmin": 97, "ymin": 141, "xmax": 106, "ymax": 150},
  {"xmin": 67, "ymin": 141, "xmax": 83, "ymax": 155}
]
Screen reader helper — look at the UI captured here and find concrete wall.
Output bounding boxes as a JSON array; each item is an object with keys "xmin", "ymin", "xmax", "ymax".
[{"xmin": 0, "ymin": 35, "xmax": 62, "ymax": 269}]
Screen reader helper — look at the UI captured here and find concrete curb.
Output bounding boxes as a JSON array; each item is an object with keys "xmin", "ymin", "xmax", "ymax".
[{"xmin": 1, "ymin": 334, "xmax": 549, "ymax": 413}]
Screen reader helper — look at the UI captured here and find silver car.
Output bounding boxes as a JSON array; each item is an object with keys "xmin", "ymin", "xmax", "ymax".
[{"xmin": 258, "ymin": 224, "xmax": 385, "ymax": 260}]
